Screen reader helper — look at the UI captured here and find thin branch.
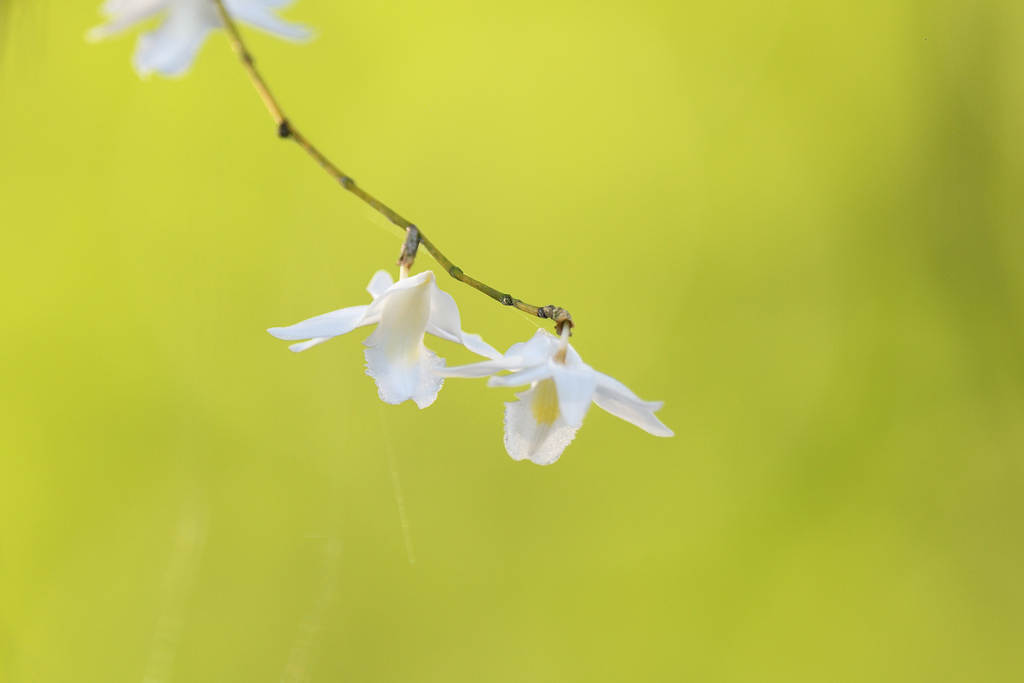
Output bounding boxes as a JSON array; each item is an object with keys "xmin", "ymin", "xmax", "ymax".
[{"xmin": 211, "ymin": 0, "xmax": 573, "ymax": 334}]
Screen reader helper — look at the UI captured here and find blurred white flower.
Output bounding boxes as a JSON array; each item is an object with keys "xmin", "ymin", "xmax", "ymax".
[
  {"xmin": 269, "ymin": 270, "xmax": 500, "ymax": 409},
  {"xmin": 88, "ymin": 0, "xmax": 312, "ymax": 78},
  {"xmin": 441, "ymin": 328, "xmax": 673, "ymax": 465}
]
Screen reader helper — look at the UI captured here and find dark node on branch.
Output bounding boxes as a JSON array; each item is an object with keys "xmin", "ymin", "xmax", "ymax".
[
  {"xmin": 339, "ymin": 176, "xmax": 355, "ymax": 189},
  {"xmin": 397, "ymin": 225, "xmax": 421, "ymax": 268},
  {"xmin": 449, "ymin": 266, "xmax": 464, "ymax": 279},
  {"xmin": 277, "ymin": 120, "xmax": 292, "ymax": 138},
  {"xmin": 538, "ymin": 305, "xmax": 575, "ymax": 336},
  {"xmin": 242, "ymin": 52, "xmax": 255, "ymax": 66},
  {"xmin": 500, "ymin": 294, "xmax": 515, "ymax": 306}
]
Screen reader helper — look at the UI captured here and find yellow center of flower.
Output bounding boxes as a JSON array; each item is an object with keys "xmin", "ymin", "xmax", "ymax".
[{"xmin": 531, "ymin": 379, "xmax": 560, "ymax": 426}]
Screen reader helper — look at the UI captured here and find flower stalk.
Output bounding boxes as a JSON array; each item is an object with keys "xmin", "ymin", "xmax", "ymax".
[{"xmin": 211, "ymin": 0, "xmax": 574, "ymax": 334}]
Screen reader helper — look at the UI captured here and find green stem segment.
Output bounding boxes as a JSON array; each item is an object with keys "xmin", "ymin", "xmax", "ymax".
[{"xmin": 211, "ymin": 0, "xmax": 573, "ymax": 334}]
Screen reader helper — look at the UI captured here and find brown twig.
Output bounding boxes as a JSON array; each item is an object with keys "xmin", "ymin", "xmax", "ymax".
[{"xmin": 211, "ymin": 0, "xmax": 573, "ymax": 334}]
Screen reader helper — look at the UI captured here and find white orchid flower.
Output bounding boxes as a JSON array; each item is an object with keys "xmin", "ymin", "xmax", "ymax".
[
  {"xmin": 441, "ymin": 328, "xmax": 673, "ymax": 465},
  {"xmin": 268, "ymin": 270, "xmax": 500, "ymax": 409},
  {"xmin": 88, "ymin": 0, "xmax": 312, "ymax": 78}
]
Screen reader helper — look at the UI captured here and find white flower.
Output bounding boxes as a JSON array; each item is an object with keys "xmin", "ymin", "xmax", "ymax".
[
  {"xmin": 88, "ymin": 0, "xmax": 312, "ymax": 78},
  {"xmin": 441, "ymin": 328, "xmax": 673, "ymax": 465},
  {"xmin": 268, "ymin": 270, "xmax": 500, "ymax": 409}
]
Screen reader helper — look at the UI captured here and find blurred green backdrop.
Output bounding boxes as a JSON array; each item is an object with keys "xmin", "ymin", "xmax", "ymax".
[{"xmin": 2, "ymin": 0, "xmax": 1023, "ymax": 680}]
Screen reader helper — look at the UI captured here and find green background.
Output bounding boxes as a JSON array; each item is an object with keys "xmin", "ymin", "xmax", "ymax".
[{"xmin": 2, "ymin": 0, "xmax": 1023, "ymax": 680}]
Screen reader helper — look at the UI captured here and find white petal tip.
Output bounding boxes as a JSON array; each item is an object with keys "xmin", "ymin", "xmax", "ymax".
[
  {"xmin": 292, "ymin": 26, "xmax": 317, "ymax": 43},
  {"xmin": 267, "ymin": 24, "xmax": 316, "ymax": 43},
  {"xmin": 85, "ymin": 27, "xmax": 108, "ymax": 44}
]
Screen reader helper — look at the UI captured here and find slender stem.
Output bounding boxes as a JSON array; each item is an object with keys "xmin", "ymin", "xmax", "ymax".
[
  {"xmin": 211, "ymin": 0, "xmax": 573, "ymax": 333},
  {"xmin": 553, "ymin": 321, "xmax": 571, "ymax": 364}
]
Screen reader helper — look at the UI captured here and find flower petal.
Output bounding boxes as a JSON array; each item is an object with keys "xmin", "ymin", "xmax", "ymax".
[
  {"xmin": 439, "ymin": 331, "xmax": 553, "ymax": 378},
  {"xmin": 225, "ymin": 0, "xmax": 313, "ymax": 41},
  {"xmin": 423, "ymin": 281, "xmax": 464, "ymax": 344},
  {"xmin": 267, "ymin": 304, "xmax": 371, "ymax": 342},
  {"xmin": 363, "ymin": 274, "xmax": 432, "ymax": 356},
  {"xmin": 363, "ymin": 270, "xmax": 432, "ymax": 320},
  {"xmin": 458, "ymin": 332, "xmax": 502, "ymax": 360},
  {"xmin": 422, "ymin": 281, "xmax": 499, "ymax": 359},
  {"xmin": 364, "ymin": 343, "xmax": 444, "ymax": 409},
  {"xmin": 361, "ymin": 270, "xmax": 440, "ymax": 406},
  {"xmin": 131, "ymin": 4, "xmax": 218, "ymax": 77},
  {"xmin": 485, "ymin": 362, "xmax": 553, "ymax": 388},
  {"xmin": 592, "ymin": 372, "xmax": 674, "ymax": 437},
  {"xmin": 551, "ymin": 364, "xmax": 597, "ymax": 429},
  {"xmin": 287, "ymin": 337, "xmax": 330, "ymax": 353},
  {"xmin": 563, "ymin": 343, "xmax": 585, "ymax": 367},
  {"xmin": 387, "ymin": 271, "xmax": 500, "ymax": 359},
  {"xmin": 437, "ymin": 357, "xmax": 515, "ymax": 379},
  {"xmin": 502, "ymin": 381, "xmax": 578, "ymax": 465},
  {"xmin": 365, "ymin": 270, "xmax": 394, "ymax": 300},
  {"xmin": 87, "ymin": 0, "xmax": 166, "ymax": 41},
  {"xmin": 513, "ymin": 329, "xmax": 563, "ymax": 365},
  {"xmin": 451, "ymin": 329, "xmax": 561, "ymax": 375}
]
